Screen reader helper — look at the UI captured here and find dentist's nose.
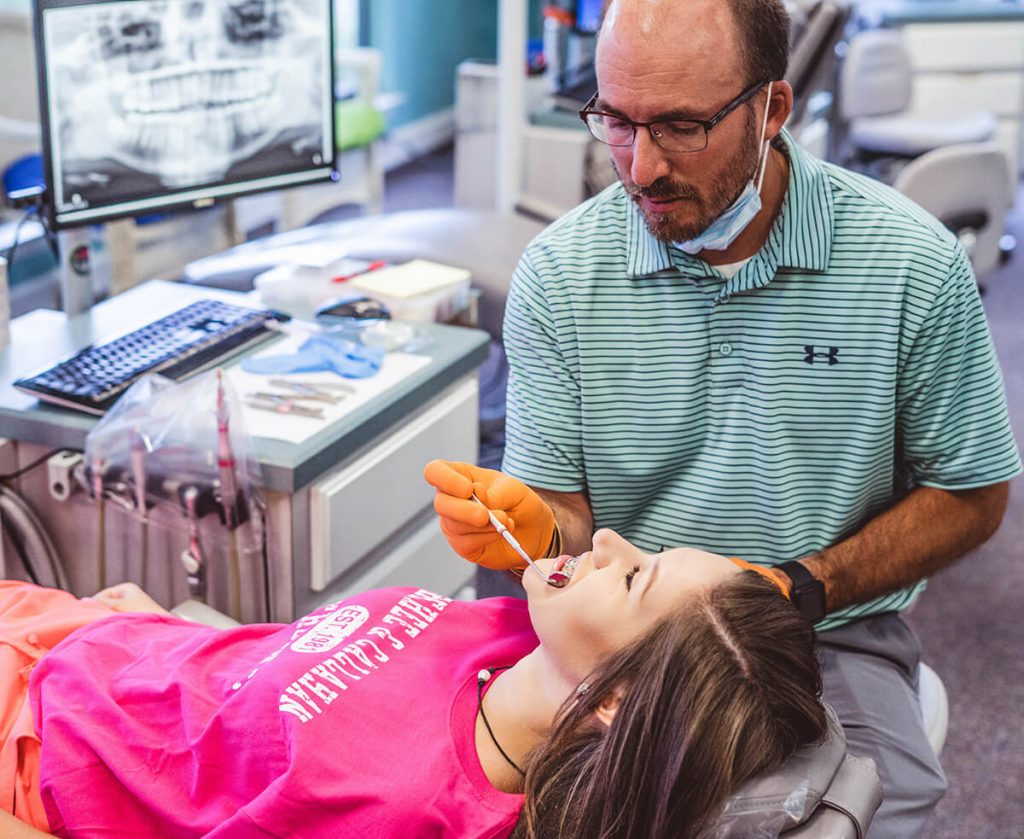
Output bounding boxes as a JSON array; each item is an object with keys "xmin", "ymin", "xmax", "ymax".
[{"xmin": 629, "ymin": 128, "xmax": 672, "ymax": 188}]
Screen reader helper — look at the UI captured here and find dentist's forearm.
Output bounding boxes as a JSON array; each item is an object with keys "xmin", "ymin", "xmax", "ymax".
[
  {"xmin": 533, "ymin": 488, "xmax": 594, "ymax": 556},
  {"xmin": 800, "ymin": 482, "xmax": 1009, "ymax": 612}
]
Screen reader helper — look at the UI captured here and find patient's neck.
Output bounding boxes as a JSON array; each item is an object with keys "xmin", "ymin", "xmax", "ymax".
[{"xmin": 475, "ymin": 651, "xmax": 574, "ymax": 792}]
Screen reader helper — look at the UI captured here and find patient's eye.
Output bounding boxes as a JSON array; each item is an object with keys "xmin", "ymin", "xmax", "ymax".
[{"xmin": 624, "ymin": 564, "xmax": 641, "ymax": 590}]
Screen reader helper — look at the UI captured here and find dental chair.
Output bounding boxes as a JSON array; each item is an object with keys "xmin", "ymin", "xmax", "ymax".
[
  {"xmin": 892, "ymin": 141, "xmax": 1013, "ymax": 284},
  {"xmin": 718, "ymin": 707, "xmax": 882, "ymax": 837},
  {"xmin": 838, "ymin": 29, "xmax": 997, "ymax": 183}
]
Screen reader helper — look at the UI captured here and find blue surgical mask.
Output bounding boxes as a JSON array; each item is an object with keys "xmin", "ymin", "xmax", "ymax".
[{"xmin": 675, "ymin": 81, "xmax": 774, "ymax": 256}]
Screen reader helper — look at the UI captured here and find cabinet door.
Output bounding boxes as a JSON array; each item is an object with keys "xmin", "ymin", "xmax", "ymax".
[{"xmin": 309, "ymin": 376, "xmax": 479, "ymax": 592}]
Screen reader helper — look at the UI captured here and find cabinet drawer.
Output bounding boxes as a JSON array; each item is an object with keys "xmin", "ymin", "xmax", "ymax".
[
  {"xmin": 314, "ymin": 513, "xmax": 475, "ymax": 608},
  {"xmin": 309, "ymin": 376, "xmax": 479, "ymax": 591},
  {"xmin": 903, "ymin": 22, "xmax": 1024, "ymax": 72}
]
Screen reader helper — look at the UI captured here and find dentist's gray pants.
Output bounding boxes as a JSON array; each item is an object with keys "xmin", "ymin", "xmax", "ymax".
[{"xmin": 818, "ymin": 613, "xmax": 948, "ymax": 839}]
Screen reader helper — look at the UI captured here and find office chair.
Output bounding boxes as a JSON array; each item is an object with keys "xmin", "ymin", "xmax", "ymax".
[
  {"xmin": 838, "ymin": 29, "xmax": 997, "ymax": 182},
  {"xmin": 893, "ymin": 141, "xmax": 1013, "ymax": 282},
  {"xmin": 918, "ymin": 661, "xmax": 949, "ymax": 758}
]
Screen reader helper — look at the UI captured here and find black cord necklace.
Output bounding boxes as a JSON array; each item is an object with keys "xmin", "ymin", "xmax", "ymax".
[{"xmin": 477, "ymin": 666, "xmax": 524, "ymax": 776}]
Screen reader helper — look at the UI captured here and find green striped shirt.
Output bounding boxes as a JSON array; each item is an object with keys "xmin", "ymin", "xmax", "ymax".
[{"xmin": 501, "ymin": 131, "xmax": 1021, "ymax": 630}]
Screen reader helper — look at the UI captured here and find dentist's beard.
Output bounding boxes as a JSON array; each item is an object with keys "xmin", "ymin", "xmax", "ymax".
[{"xmin": 620, "ymin": 109, "xmax": 761, "ymax": 243}]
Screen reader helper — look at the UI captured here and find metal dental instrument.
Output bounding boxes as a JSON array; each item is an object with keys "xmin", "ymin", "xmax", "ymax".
[
  {"xmin": 217, "ymin": 371, "xmax": 242, "ymax": 621},
  {"xmin": 181, "ymin": 486, "xmax": 207, "ymax": 603},
  {"xmin": 92, "ymin": 455, "xmax": 106, "ymax": 590},
  {"xmin": 471, "ymin": 494, "xmax": 568, "ymax": 588},
  {"xmin": 131, "ymin": 428, "xmax": 149, "ymax": 589},
  {"xmin": 268, "ymin": 378, "xmax": 355, "ymax": 400},
  {"xmin": 245, "ymin": 393, "xmax": 325, "ymax": 418}
]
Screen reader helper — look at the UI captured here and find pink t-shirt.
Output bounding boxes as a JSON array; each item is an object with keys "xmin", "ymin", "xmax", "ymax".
[{"xmin": 29, "ymin": 588, "xmax": 537, "ymax": 838}]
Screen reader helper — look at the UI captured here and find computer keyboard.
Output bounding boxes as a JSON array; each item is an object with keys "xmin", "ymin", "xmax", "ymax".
[{"xmin": 14, "ymin": 299, "xmax": 288, "ymax": 415}]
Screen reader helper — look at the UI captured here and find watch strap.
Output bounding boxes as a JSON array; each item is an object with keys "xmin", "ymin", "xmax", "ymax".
[{"xmin": 777, "ymin": 560, "xmax": 827, "ymax": 623}]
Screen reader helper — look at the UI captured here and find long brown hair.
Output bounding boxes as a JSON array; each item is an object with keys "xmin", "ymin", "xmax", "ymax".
[{"xmin": 512, "ymin": 572, "xmax": 826, "ymax": 839}]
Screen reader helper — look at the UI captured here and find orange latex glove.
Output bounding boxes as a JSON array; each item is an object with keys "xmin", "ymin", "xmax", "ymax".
[{"xmin": 423, "ymin": 460, "xmax": 556, "ymax": 571}]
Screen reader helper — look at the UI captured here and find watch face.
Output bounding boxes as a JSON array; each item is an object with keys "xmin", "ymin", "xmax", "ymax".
[{"xmin": 797, "ymin": 583, "xmax": 827, "ymax": 623}]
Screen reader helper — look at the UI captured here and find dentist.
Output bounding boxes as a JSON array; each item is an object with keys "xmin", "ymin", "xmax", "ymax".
[{"xmin": 427, "ymin": 0, "xmax": 1020, "ymax": 836}]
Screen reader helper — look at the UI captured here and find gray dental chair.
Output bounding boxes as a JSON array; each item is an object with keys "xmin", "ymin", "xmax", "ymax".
[
  {"xmin": 838, "ymin": 29, "xmax": 997, "ymax": 181},
  {"xmin": 893, "ymin": 141, "xmax": 1013, "ymax": 283}
]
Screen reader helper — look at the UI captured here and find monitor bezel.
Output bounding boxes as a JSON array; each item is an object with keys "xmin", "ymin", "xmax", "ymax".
[{"xmin": 32, "ymin": 0, "xmax": 339, "ymax": 231}]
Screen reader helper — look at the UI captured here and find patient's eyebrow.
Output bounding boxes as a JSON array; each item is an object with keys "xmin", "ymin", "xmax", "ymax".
[{"xmin": 640, "ymin": 555, "xmax": 661, "ymax": 600}]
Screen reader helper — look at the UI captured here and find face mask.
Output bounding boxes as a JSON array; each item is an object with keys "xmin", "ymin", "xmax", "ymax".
[{"xmin": 675, "ymin": 81, "xmax": 774, "ymax": 255}]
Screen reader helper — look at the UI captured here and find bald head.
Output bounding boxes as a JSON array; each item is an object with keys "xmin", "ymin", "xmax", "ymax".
[{"xmin": 598, "ymin": 0, "xmax": 790, "ymax": 91}]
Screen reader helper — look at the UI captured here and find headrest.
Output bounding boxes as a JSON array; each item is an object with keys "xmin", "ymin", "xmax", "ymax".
[{"xmin": 710, "ymin": 706, "xmax": 882, "ymax": 838}]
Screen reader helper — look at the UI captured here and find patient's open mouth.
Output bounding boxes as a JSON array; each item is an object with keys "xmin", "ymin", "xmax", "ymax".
[{"xmin": 548, "ymin": 555, "xmax": 582, "ymax": 586}]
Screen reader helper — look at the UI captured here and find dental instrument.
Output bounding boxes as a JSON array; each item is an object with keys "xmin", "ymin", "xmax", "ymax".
[
  {"xmin": 471, "ymin": 494, "xmax": 568, "ymax": 588},
  {"xmin": 92, "ymin": 456, "xmax": 106, "ymax": 590},
  {"xmin": 216, "ymin": 371, "xmax": 244, "ymax": 620},
  {"xmin": 130, "ymin": 428, "xmax": 149, "ymax": 589},
  {"xmin": 268, "ymin": 378, "xmax": 354, "ymax": 401},
  {"xmin": 245, "ymin": 393, "xmax": 325, "ymax": 418},
  {"xmin": 181, "ymin": 486, "xmax": 207, "ymax": 603}
]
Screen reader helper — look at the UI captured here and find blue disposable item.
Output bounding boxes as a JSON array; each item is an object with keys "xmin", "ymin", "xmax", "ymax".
[
  {"xmin": 241, "ymin": 333, "xmax": 385, "ymax": 379},
  {"xmin": 675, "ymin": 82, "xmax": 774, "ymax": 255}
]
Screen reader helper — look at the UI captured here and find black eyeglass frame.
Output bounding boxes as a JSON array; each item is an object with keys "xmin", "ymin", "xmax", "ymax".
[{"xmin": 578, "ymin": 79, "xmax": 770, "ymax": 153}]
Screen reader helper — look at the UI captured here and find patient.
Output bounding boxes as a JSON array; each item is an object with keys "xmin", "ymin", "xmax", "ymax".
[{"xmin": 0, "ymin": 530, "xmax": 826, "ymax": 839}]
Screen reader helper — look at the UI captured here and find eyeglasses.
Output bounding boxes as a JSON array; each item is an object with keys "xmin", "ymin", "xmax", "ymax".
[{"xmin": 578, "ymin": 80, "xmax": 768, "ymax": 153}]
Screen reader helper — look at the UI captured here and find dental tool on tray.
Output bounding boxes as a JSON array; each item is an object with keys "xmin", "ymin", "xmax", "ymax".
[{"xmin": 471, "ymin": 494, "xmax": 570, "ymax": 588}]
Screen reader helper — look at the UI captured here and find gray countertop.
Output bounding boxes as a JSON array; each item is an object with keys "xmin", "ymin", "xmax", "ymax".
[{"xmin": 0, "ymin": 281, "xmax": 490, "ymax": 492}]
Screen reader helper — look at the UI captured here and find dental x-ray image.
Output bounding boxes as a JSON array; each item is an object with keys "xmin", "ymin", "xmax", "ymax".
[{"xmin": 39, "ymin": 0, "xmax": 334, "ymax": 224}]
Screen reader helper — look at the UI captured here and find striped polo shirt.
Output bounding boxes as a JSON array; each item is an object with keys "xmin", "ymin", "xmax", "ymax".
[{"xmin": 501, "ymin": 131, "xmax": 1021, "ymax": 630}]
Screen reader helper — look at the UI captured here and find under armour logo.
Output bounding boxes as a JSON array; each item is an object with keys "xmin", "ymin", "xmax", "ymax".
[{"xmin": 804, "ymin": 345, "xmax": 839, "ymax": 365}]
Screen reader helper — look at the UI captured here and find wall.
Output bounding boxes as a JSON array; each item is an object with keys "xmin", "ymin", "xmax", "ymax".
[
  {"xmin": 362, "ymin": 0, "xmax": 498, "ymax": 127},
  {"xmin": 363, "ymin": 0, "xmax": 544, "ymax": 129}
]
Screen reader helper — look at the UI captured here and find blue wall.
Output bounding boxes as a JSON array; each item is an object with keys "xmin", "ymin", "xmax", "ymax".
[{"xmin": 363, "ymin": 0, "xmax": 545, "ymax": 128}]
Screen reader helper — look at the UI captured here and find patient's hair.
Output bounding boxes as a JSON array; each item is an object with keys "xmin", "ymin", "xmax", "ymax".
[{"xmin": 512, "ymin": 572, "xmax": 827, "ymax": 839}]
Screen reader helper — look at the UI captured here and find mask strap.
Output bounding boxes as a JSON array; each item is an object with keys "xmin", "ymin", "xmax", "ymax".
[{"xmin": 754, "ymin": 81, "xmax": 774, "ymax": 194}]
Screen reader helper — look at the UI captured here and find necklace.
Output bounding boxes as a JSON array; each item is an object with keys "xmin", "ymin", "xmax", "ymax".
[{"xmin": 477, "ymin": 666, "xmax": 524, "ymax": 775}]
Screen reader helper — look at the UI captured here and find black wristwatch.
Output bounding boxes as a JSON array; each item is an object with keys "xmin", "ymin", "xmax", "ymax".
[{"xmin": 777, "ymin": 561, "xmax": 827, "ymax": 623}]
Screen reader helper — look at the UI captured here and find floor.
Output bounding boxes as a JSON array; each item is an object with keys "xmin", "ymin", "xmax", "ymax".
[
  {"xmin": 378, "ymin": 144, "xmax": 1024, "ymax": 838},
  {"xmin": 905, "ymin": 194, "xmax": 1024, "ymax": 838}
]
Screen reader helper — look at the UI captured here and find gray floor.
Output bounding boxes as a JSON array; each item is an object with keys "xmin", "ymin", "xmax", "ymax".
[
  {"xmin": 906, "ymin": 195, "xmax": 1024, "ymax": 838},
  {"xmin": 380, "ymin": 146, "xmax": 1024, "ymax": 837}
]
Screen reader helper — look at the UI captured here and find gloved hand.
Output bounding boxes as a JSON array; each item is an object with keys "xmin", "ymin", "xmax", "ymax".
[{"xmin": 423, "ymin": 460, "xmax": 556, "ymax": 571}]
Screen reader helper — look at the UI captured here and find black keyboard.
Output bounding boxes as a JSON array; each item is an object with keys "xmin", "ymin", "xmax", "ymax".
[{"xmin": 14, "ymin": 299, "xmax": 288, "ymax": 415}]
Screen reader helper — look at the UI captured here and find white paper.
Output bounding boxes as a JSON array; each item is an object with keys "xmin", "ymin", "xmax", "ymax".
[
  {"xmin": 349, "ymin": 259, "xmax": 471, "ymax": 299},
  {"xmin": 225, "ymin": 332, "xmax": 432, "ymax": 445}
]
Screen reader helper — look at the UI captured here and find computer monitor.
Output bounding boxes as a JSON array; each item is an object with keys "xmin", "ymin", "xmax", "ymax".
[
  {"xmin": 575, "ymin": 0, "xmax": 604, "ymax": 34},
  {"xmin": 33, "ymin": 0, "xmax": 337, "ymax": 230}
]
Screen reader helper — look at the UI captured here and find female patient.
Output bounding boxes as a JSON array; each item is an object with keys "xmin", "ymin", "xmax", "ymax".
[{"xmin": 0, "ymin": 529, "xmax": 826, "ymax": 839}]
